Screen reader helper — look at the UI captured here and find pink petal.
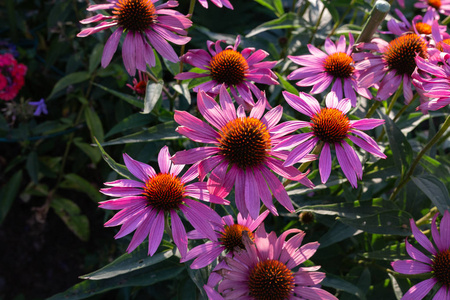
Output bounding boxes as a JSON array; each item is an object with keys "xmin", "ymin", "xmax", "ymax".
[{"xmin": 148, "ymin": 210, "xmax": 165, "ymax": 256}]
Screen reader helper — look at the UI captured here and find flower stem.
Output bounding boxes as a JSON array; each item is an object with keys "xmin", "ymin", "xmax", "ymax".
[
  {"xmin": 389, "ymin": 114, "xmax": 450, "ymax": 201},
  {"xmin": 327, "ymin": 0, "xmax": 355, "ymax": 38},
  {"xmin": 365, "ymin": 101, "xmax": 381, "ymax": 118},
  {"xmin": 355, "ymin": 0, "xmax": 390, "ymax": 44},
  {"xmin": 308, "ymin": 5, "xmax": 326, "ymax": 44},
  {"xmin": 416, "ymin": 207, "xmax": 438, "ymax": 226},
  {"xmin": 178, "ymin": 0, "xmax": 196, "ymax": 76}
]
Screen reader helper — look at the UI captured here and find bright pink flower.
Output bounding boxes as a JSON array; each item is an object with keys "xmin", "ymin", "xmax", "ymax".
[
  {"xmin": 181, "ymin": 211, "xmax": 269, "ymax": 269},
  {"xmin": 197, "ymin": 0, "xmax": 233, "ymax": 9},
  {"xmin": 287, "ymin": 33, "xmax": 371, "ymax": 107},
  {"xmin": 0, "ymin": 53, "xmax": 27, "ymax": 101},
  {"xmin": 415, "ymin": 0, "xmax": 450, "ymax": 16},
  {"xmin": 172, "ymin": 85, "xmax": 313, "ymax": 219},
  {"xmin": 175, "ymin": 36, "xmax": 279, "ymax": 109},
  {"xmin": 205, "ymin": 226, "xmax": 338, "ymax": 300},
  {"xmin": 391, "ymin": 211, "xmax": 450, "ymax": 299},
  {"xmin": 99, "ymin": 146, "xmax": 227, "ymax": 257},
  {"xmin": 77, "ymin": 0, "xmax": 192, "ymax": 75},
  {"xmin": 276, "ymin": 92, "xmax": 386, "ymax": 188},
  {"xmin": 127, "ymin": 70, "xmax": 149, "ymax": 98},
  {"xmin": 354, "ymin": 34, "xmax": 428, "ymax": 103}
]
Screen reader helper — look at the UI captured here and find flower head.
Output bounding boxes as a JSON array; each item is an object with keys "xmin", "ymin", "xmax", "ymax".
[
  {"xmin": 0, "ymin": 53, "xmax": 27, "ymax": 101},
  {"xmin": 386, "ymin": 9, "xmax": 444, "ymax": 39},
  {"xmin": 205, "ymin": 226, "xmax": 338, "ymax": 300},
  {"xmin": 391, "ymin": 211, "xmax": 450, "ymax": 299},
  {"xmin": 181, "ymin": 211, "xmax": 269, "ymax": 269},
  {"xmin": 29, "ymin": 98, "xmax": 48, "ymax": 116},
  {"xmin": 99, "ymin": 146, "xmax": 227, "ymax": 257},
  {"xmin": 415, "ymin": 0, "xmax": 450, "ymax": 16},
  {"xmin": 77, "ymin": 0, "xmax": 192, "ymax": 75},
  {"xmin": 175, "ymin": 36, "xmax": 278, "ymax": 109},
  {"xmin": 288, "ymin": 33, "xmax": 371, "ymax": 107},
  {"xmin": 355, "ymin": 34, "xmax": 428, "ymax": 103},
  {"xmin": 172, "ymin": 85, "xmax": 313, "ymax": 219},
  {"xmin": 277, "ymin": 92, "xmax": 386, "ymax": 188}
]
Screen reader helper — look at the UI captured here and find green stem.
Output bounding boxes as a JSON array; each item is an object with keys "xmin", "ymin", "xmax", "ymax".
[
  {"xmin": 386, "ymin": 82, "xmax": 403, "ymax": 115},
  {"xmin": 356, "ymin": 0, "xmax": 390, "ymax": 44},
  {"xmin": 389, "ymin": 115, "xmax": 450, "ymax": 201},
  {"xmin": 308, "ymin": 5, "xmax": 326, "ymax": 44},
  {"xmin": 365, "ymin": 101, "xmax": 381, "ymax": 118},
  {"xmin": 327, "ymin": 0, "xmax": 355, "ymax": 38},
  {"xmin": 416, "ymin": 207, "xmax": 438, "ymax": 226}
]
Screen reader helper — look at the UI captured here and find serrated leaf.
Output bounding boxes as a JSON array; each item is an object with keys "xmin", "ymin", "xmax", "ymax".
[
  {"xmin": 0, "ymin": 170, "xmax": 23, "ymax": 224},
  {"xmin": 48, "ymin": 72, "xmax": 90, "ymax": 99},
  {"xmin": 84, "ymin": 106, "xmax": 104, "ymax": 143},
  {"xmin": 412, "ymin": 175, "xmax": 450, "ymax": 214},
  {"xmin": 81, "ymin": 246, "xmax": 177, "ymax": 280},
  {"xmin": 93, "ymin": 83, "xmax": 144, "ymax": 109},
  {"xmin": 94, "ymin": 137, "xmax": 134, "ymax": 180},
  {"xmin": 51, "ymin": 197, "xmax": 90, "ymax": 241},
  {"xmin": 60, "ymin": 173, "xmax": 102, "ymax": 203},
  {"xmin": 105, "ymin": 113, "xmax": 155, "ymax": 139},
  {"xmin": 246, "ymin": 13, "xmax": 302, "ymax": 38},
  {"xmin": 143, "ymin": 81, "xmax": 163, "ymax": 114},
  {"xmin": 101, "ymin": 121, "xmax": 181, "ymax": 146},
  {"xmin": 26, "ymin": 151, "xmax": 39, "ymax": 184}
]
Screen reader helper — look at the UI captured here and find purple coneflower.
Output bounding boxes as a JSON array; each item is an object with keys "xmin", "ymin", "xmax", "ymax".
[
  {"xmin": 391, "ymin": 210, "xmax": 450, "ymax": 299},
  {"xmin": 287, "ymin": 33, "xmax": 371, "ymax": 107},
  {"xmin": 354, "ymin": 33, "xmax": 428, "ymax": 103},
  {"xmin": 181, "ymin": 211, "xmax": 269, "ymax": 269},
  {"xmin": 276, "ymin": 92, "xmax": 386, "ymax": 188},
  {"xmin": 205, "ymin": 226, "xmax": 338, "ymax": 299},
  {"xmin": 77, "ymin": 0, "xmax": 192, "ymax": 75},
  {"xmin": 386, "ymin": 8, "xmax": 443, "ymax": 39},
  {"xmin": 99, "ymin": 146, "xmax": 227, "ymax": 257},
  {"xmin": 175, "ymin": 36, "xmax": 278, "ymax": 109},
  {"xmin": 172, "ymin": 85, "xmax": 313, "ymax": 219},
  {"xmin": 415, "ymin": 0, "xmax": 450, "ymax": 16},
  {"xmin": 197, "ymin": 0, "xmax": 233, "ymax": 9}
]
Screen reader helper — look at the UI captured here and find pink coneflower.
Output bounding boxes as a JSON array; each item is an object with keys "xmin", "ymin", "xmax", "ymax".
[
  {"xmin": 0, "ymin": 53, "xmax": 27, "ymax": 101},
  {"xmin": 99, "ymin": 146, "xmax": 228, "ymax": 257},
  {"xmin": 205, "ymin": 226, "xmax": 338, "ymax": 300},
  {"xmin": 127, "ymin": 70, "xmax": 149, "ymax": 98},
  {"xmin": 181, "ymin": 211, "xmax": 269, "ymax": 269},
  {"xmin": 172, "ymin": 85, "xmax": 313, "ymax": 219},
  {"xmin": 77, "ymin": 0, "xmax": 192, "ymax": 76},
  {"xmin": 415, "ymin": 0, "xmax": 450, "ymax": 16},
  {"xmin": 385, "ymin": 8, "xmax": 444, "ymax": 39},
  {"xmin": 276, "ymin": 92, "xmax": 386, "ymax": 188},
  {"xmin": 391, "ymin": 210, "xmax": 450, "ymax": 299},
  {"xmin": 287, "ymin": 33, "xmax": 371, "ymax": 107},
  {"xmin": 197, "ymin": 0, "xmax": 233, "ymax": 9},
  {"xmin": 175, "ymin": 36, "xmax": 278, "ymax": 109},
  {"xmin": 355, "ymin": 33, "xmax": 428, "ymax": 103}
]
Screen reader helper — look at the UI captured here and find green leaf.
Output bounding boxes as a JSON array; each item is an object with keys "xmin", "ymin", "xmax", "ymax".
[
  {"xmin": 26, "ymin": 151, "xmax": 39, "ymax": 184},
  {"xmin": 318, "ymin": 221, "xmax": 362, "ymax": 248},
  {"xmin": 246, "ymin": 13, "xmax": 302, "ymax": 38},
  {"xmin": 143, "ymin": 81, "xmax": 163, "ymax": 114},
  {"xmin": 380, "ymin": 112, "xmax": 413, "ymax": 175},
  {"xmin": 48, "ymin": 72, "xmax": 90, "ymax": 99},
  {"xmin": 50, "ymin": 197, "xmax": 90, "ymax": 241},
  {"xmin": 362, "ymin": 241, "xmax": 407, "ymax": 261},
  {"xmin": 173, "ymin": 82, "xmax": 192, "ymax": 105},
  {"xmin": 105, "ymin": 113, "xmax": 155, "ymax": 139},
  {"xmin": 276, "ymin": 72, "xmax": 298, "ymax": 95},
  {"xmin": 80, "ymin": 246, "xmax": 177, "ymax": 280},
  {"xmin": 60, "ymin": 173, "xmax": 102, "ymax": 203},
  {"xmin": 101, "ymin": 121, "xmax": 181, "ymax": 146},
  {"xmin": 84, "ymin": 106, "xmax": 105, "ymax": 143},
  {"xmin": 93, "ymin": 83, "xmax": 144, "ymax": 109},
  {"xmin": 149, "ymin": 49, "xmax": 162, "ymax": 78},
  {"xmin": 162, "ymin": 57, "xmax": 179, "ymax": 76},
  {"xmin": 48, "ymin": 259, "xmax": 184, "ymax": 300},
  {"xmin": 89, "ymin": 44, "xmax": 104, "ymax": 74},
  {"xmin": 0, "ymin": 170, "xmax": 23, "ymax": 224},
  {"xmin": 412, "ymin": 175, "xmax": 450, "ymax": 214},
  {"xmin": 94, "ymin": 137, "xmax": 134, "ymax": 179},
  {"xmin": 73, "ymin": 138, "xmax": 101, "ymax": 164},
  {"xmin": 322, "ymin": 274, "xmax": 366, "ymax": 300}
]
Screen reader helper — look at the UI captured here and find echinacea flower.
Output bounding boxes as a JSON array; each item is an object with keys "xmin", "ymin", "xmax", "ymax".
[
  {"xmin": 205, "ymin": 226, "xmax": 338, "ymax": 300},
  {"xmin": 276, "ymin": 91, "xmax": 386, "ymax": 188},
  {"xmin": 197, "ymin": 0, "xmax": 233, "ymax": 10},
  {"xmin": 287, "ymin": 33, "xmax": 371, "ymax": 107},
  {"xmin": 354, "ymin": 33, "xmax": 428, "ymax": 103},
  {"xmin": 77, "ymin": 0, "xmax": 192, "ymax": 75},
  {"xmin": 415, "ymin": 0, "xmax": 450, "ymax": 16},
  {"xmin": 29, "ymin": 98, "xmax": 48, "ymax": 116},
  {"xmin": 175, "ymin": 36, "xmax": 278, "ymax": 109},
  {"xmin": 181, "ymin": 210, "xmax": 269, "ymax": 269},
  {"xmin": 99, "ymin": 146, "xmax": 227, "ymax": 257},
  {"xmin": 0, "ymin": 53, "xmax": 27, "ymax": 101},
  {"xmin": 386, "ymin": 8, "xmax": 444, "ymax": 40},
  {"xmin": 391, "ymin": 210, "xmax": 450, "ymax": 299},
  {"xmin": 172, "ymin": 85, "xmax": 313, "ymax": 219}
]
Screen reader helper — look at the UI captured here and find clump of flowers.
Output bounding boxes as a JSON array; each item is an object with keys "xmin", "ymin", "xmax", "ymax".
[
  {"xmin": 0, "ymin": 53, "xmax": 27, "ymax": 101},
  {"xmin": 77, "ymin": 0, "xmax": 192, "ymax": 75}
]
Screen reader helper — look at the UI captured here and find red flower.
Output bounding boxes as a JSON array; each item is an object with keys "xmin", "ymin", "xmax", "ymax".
[{"xmin": 0, "ymin": 53, "xmax": 27, "ymax": 101}]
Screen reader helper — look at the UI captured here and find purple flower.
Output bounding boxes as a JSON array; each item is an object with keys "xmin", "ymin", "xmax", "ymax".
[
  {"xmin": 99, "ymin": 146, "xmax": 228, "ymax": 257},
  {"xmin": 197, "ymin": 0, "xmax": 233, "ymax": 9},
  {"xmin": 415, "ymin": 0, "xmax": 450, "ymax": 16},
  {"xmin": 391, "ymin": 211, "xmax": 450, "ymax": 299},
  {"xmin": 29, "ymin": 98, "xmax": 48, "ymax": 116},
  {"xmin": 276, "ymin": 92, "xmax": 386, "ymax": 188},
  {"xmin": 172, "ymin": 85, "xmax": 313, "ymax": 219},
  {"xmin": 287, "ymin": 33, "xmax": 371, "ymax": 107},
  {"xmin": 385, "ymin": 8, "xmax": 443, "ymax": 39},
  {"xmin": 205, "ymin": 226, "xmax": 338, "ymax": 299},
  {"xmin": 175, "ymin": 36, "xmax": 278, "ymax": 109},
  {"xmin": 77, "ymin": 0, "xmax": 192, "ymax": 75},
  {"xmin": 181, "ymin": 211, "xmax": 269, "ymax": 269}
]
